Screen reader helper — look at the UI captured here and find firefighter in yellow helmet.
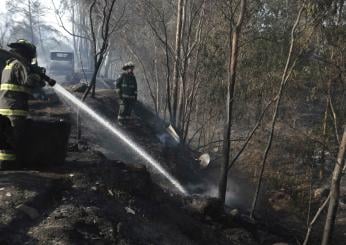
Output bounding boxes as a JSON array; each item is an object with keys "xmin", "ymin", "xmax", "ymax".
[{"xmin": 0, "ymin": 39, "xmax": 50, "ymax": 169}]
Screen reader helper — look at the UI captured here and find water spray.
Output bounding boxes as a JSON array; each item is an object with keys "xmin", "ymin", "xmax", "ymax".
[{"xmin": 53, "ymin": 84, "xmax": 188, "ymax": 195}]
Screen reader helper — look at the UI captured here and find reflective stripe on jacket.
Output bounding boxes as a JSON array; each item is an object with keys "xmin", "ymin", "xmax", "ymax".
[
  {"xmin": 0, "ymin": 59, "xmax": 30, "ymax": 117},
  {"xmin": 0, "ymin": 150, "xmax": 16, "ymax": 161},
  {"xmin": 115, "ymin": 72, "xmax": 137, "ymax": 99},
  {"xmin": 122, "ymin": 95, "xmax": 136, "ymax": 99},
  {"xmin": 0, "ymin": 109, "xmax": 29, "ymax": 117}
]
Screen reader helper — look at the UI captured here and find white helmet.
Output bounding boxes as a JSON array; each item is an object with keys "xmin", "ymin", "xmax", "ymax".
[{"xmin": 122, "ymin": 62, "xmax": 135, "ymax": 70}]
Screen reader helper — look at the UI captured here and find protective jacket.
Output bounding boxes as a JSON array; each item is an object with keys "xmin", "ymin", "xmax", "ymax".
[
  {"xmin": 115, "ymin": 72, "xmax": 137, "ymax": 100},
  {"xmin": 0, "ymin": 58, "xmax": 44, "ymax": 118},
  {"xmin": 0, "ymin": 58, "xmax": 44, "ymax": 167}
]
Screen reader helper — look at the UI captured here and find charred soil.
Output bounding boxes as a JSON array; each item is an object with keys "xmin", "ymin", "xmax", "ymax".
[{"xmin": 0, "ymin": 87, "xmax": 295, "ymax": 244}]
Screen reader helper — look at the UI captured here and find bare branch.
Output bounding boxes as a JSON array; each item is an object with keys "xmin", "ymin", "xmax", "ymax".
[
  {"xmin": 303, "ymin": 194, "xmax": 331, "ymax": 245},
  {"xmin": 51, "ymin": 0, "xmax": 90, "ymax": 41},
  {"xmin": 250, "ymin": 6, "xmax": 305, "ymax": 219},
  {"xmin": 228, "ymin": 98, "xmax": 276, "ymax": 171}
]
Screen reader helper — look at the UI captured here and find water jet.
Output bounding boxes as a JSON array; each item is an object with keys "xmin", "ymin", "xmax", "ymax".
[{"xmin": 53, "ymin": 84, "xmax": 188, "ymax": 195}]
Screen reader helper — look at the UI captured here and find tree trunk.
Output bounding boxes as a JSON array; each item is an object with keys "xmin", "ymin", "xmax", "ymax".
[
  {"xmin": 303, "ymin": 194, "xmax": 331, "ymax": 245},
  {"xmin": 320, "ymin": 97, "xmax": 329, "ymax": 180},
  {"xmin": 28, "ymin": 0, "xmax": 35, "ymax": 44},
  {"xmin": 154, "ymin": 44, "xmax": 160, "ymax": 116},
  {"xmin": 321, "ymin": 126, "xmax": 346, "ymax": 245},
  {"xmin": 37, "ymin": 13, "xmax": 47, "ymax": 63},
  {"xmin": 176, "ymin": 0, "xmax": 188, "ymax": 134},
  {"xmin": 83, "ymin": 56, "xmax": 103, "ymax": 100},
  {"xmin": 104, "ymin": 52, "xmax": 112, "ymax": 78},
  {"xmin": 72, "ymin": 4, "xmax": 77, "ymax": 65},
  {"xmin": 172, "ymin": 0, "xmax": 185, "ymax": 129},
  {"xmin": 218, "ymin": 0, "xmax": 246, "ymax": 205}
]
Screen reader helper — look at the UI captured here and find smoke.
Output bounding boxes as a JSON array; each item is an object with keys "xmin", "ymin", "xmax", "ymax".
[
  {"xmin": 188, "ymin": 183, "xmax": 240, "ymax": 205},
  {"xmin": 186, "ymin": 171, "xmax": 255, "ymax": 210}
]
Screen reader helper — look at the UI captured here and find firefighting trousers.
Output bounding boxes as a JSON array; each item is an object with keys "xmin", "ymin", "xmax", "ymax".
[
  {"xmin": 118, "ymin": 98, "xmax": 135, "ymax": 121},
  {"xmin": 0, "ymin": 116, "xmax": 27, "ymax": 170},
  {"xmin": 0, "ymin": 116, "xmax": 16, "ymax": 170}
]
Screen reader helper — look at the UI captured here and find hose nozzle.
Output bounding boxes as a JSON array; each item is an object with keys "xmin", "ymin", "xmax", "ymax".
[{"xmin": 47, "ymin": 78, "xmax": 56, "ymax": 87}]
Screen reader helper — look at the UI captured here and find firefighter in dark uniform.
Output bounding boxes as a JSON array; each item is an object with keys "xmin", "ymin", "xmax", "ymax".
[
  {"xmin": 115, "ymin": 62, "xmax": 138, "ymax": 124},
  {"xmin": 0, "ymin": 39, "xmax": 46, "ymax": 169}
]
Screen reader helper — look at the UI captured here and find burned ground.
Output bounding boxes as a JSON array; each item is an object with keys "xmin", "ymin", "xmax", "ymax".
[{"xmin": 0, "ymin": 87, "xmax": 320, "ymax": 245}]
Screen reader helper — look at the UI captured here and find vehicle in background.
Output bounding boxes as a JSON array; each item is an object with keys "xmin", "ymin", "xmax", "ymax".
[{"xmin": 48, "ymin": 51, "xmax": 74, "ymax": 82}]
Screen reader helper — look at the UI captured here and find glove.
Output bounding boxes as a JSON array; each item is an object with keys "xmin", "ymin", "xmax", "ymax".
[
  {"xmin": 115, "ymin": 89, "xmax": 122, "ymax": 99},
  {"xmin": 27, "ymin": 73, "xmax": 45, "ymax": 88}
]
